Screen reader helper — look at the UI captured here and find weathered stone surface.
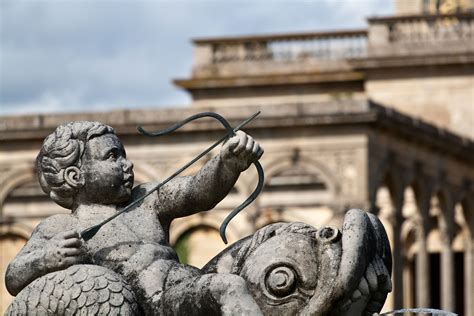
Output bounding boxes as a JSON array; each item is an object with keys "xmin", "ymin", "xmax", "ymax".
[
  {"xmin": 5, "ymin": 265, "xmax": 139, "ymax": 315},
  {"xmin": 5, "ymin": 120, "xmax": 264, "ymax": 315},
  {"xmin": 6, "ymin": 210, "xmax": 392, "ymax": 315},
  {"xmin": 203, "ymin": 210, "xmax": 392, "ymax": 315},
  {"xmin": 5, "ymin": 119, "xmax": 392, "ymax": 315}
]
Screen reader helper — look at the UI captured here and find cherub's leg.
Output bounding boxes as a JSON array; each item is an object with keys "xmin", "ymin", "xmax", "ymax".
[
  {"xmin": 163, "ymin": 267, "xmax": 262, "ymax": 316},
  {"xmin": 131, "ymin": 259, "xmax": 201, "ymax": 315}
]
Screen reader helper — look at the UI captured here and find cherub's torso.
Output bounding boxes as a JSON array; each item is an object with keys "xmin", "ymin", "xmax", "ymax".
[{"xmin": 56, "ymin": 186, "xmax": 178, "ymax": 277}]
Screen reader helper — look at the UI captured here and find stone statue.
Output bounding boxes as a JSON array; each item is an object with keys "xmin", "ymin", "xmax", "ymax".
[
  {"xmin": 4, "ymin": 116, "xmax": 392, "ymax": 315},
  {"xmin": 203, "ymin": 209, "xmax": 392, "ymax": 315}
]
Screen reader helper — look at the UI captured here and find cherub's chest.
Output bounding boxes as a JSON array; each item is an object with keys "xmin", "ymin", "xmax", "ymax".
[{"xmin": 81, "ymin": 207, "xmax": 168, "ymax": 254}]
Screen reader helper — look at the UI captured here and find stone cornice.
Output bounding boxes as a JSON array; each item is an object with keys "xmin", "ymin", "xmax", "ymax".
[
  {"xmin": 174, "ymin": 71, "xmax": 364, "ymax": 90},
  {"xmin": 350, "ymin": 53, "xmax": 474, "ymax": 70},
  {"xmin": 0, "ymin": 100, "xmax": 472, "ymax": 162}
]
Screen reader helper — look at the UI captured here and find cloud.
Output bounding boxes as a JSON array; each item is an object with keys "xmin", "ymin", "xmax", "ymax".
[{"xmin": 0, "ymin": 0, "xmax": 393, "ymax": 116}]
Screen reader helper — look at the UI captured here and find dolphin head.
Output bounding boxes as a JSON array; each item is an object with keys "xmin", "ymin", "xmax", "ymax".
[{"xmin": 203, "ymin": 209, "xmax": 392, "ymax": 315}]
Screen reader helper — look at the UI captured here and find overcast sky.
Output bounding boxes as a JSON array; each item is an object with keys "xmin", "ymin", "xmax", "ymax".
[{"xmin": 0, "ymin": 0, "xmax": 393, "ymax": 116}]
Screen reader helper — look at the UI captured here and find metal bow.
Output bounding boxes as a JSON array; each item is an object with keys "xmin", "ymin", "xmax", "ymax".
[{"xmin": 137, "ymin": 111, "xmax": 264, "ymax": 244}]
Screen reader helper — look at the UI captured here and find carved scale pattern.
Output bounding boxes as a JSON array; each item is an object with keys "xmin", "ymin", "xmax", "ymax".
[{"xmin": 6, "ymin": 265, "xmax": 140, "ymax": 315}]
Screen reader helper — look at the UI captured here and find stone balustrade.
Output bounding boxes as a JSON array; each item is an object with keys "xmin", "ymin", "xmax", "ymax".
[
  {"xmin": 191, "ymin": 30, "xmax": 367, "ymax": 77},
  {"xmin": 367, "ymin": 12, "xmax": 474, "ymax": 56},
  {"xmin": 189, "ymin": 12, "xmax": 474, "ymax": 78}
]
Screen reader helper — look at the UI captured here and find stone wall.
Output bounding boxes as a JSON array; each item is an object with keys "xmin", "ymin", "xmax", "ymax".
[{"xmin": 366, "ymin": 67, "xmax": 474, "ymax": 139}]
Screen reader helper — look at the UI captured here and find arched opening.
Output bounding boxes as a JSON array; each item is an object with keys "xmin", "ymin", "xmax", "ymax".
[
  {"xmin": 173, "ymin": 225, "xmax": 223, "ymax": 268},
  {"xmin": 0, "ymin": 233, "xmax": 27, "ymax": 312},
  {"xmin": 427, "ymin": 190, "xmax": 466, "ymax": 314},
  {"xmin": 426, "ymin": 195, "xmax": 443, "ymax": 310},
  {"xmin": 258, "ymin": 163, "xmax": 335, "ymax": 230},
  {"xmin": 375, "ymin": 185, "xmax": 393, "ymax": 219},
  {"xmin": 401, "ymin": 185, "xmax": 432, "ymax": 308},
  {"xmin": 262, "ymin": 165, "xmax": 332, "ymax": 204},
  {"xmin": 2, "ymin": 179, "xmax": 68, "ymax": 228}
]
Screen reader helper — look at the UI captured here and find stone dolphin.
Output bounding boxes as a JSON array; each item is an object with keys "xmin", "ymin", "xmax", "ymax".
[{"xmin": 202, "ymin": 209, "xmax": 392, "ymax": 315}]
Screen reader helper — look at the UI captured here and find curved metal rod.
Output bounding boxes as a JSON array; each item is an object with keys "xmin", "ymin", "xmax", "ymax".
[
  {"xmin": 138, "ymin": 111, "xmax": 265, "ymax": 244},
  {"xmin": 138, "ymin": 112, "xmax": 234, "ymax": 136},
  {"xmin": 219, "ymin": 162, "xmax": 264, "ymax": 244}
]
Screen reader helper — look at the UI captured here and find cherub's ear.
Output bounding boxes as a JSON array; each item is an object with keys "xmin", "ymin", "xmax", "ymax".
[{"xmin": 64, "ymin": 166, "xmax": 85, "ymax": 188}]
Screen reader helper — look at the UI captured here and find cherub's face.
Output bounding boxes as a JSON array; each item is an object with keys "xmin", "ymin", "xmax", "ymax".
[{"xmin": 79, "ymin": 133, "xmax": 134, "ymax": 205}]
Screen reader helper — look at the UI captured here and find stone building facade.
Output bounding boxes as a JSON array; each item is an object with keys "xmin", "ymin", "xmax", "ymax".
[{"xmin": 1, "ymin": 2, "xmax": 473, "ymax": 315}]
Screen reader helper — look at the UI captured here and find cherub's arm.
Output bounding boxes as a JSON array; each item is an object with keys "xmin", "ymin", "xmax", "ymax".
[
  {"xmin": 155, "ymin": 131, "xmax": 263, "ymax": 221},
  {"xmin": 5, "ymin": 215, "xmax": 83, "ymax": 296}
]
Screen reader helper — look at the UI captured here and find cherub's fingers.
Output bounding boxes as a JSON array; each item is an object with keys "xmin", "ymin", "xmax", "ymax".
[
  {"xmin": 232, "ymin": 131, "xmax": 248, "ymax": 155},
  {"xmin": 224, "ymin": 135, "xmax": 239, "ymax": 150},
  {"xmin": 251, "ymin": 141, "xmax": 260, "ymax": 155},
  {"xmin": 63, "ymin": 248, "xmax": 82, "ymax": 256},
  {"xmin": 61, "ymin": 237, "xmax": 82, "ymax": 248},
  {"xmin": 221, "ymin": 136, "xmax": 239, "ymax": 159},
  {"xmin": 254, "ymin": 143, "xmax": 264, "ymax": 159},
  {"xmin": 62, "ymin": 256, "xmax": 82, "ymax": 267},
  {"xmin": 244, "ymin": 137, "xmax": 255, "ymax": 154},
  {"xmin": 57, "ymin": 230, "xmax": 80, "ymax": 240}
]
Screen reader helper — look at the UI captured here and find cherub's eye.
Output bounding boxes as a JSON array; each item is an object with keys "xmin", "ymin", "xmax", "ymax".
[{"xmin": 107, "ymin": 152, "xmax": 117, "ymax": 161}]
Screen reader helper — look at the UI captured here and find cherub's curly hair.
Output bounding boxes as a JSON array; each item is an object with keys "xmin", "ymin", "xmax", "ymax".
[{"xmin": 36, "ymin": 121, "xmax": 114, "ymax": 209}]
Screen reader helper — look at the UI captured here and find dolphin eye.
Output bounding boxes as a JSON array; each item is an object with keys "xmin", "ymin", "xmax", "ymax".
[
  {"xmin": 316, "ymin": 226, "xmax": 340, "ymax": 244},
  {"xmin": 265, "ymin": 266, "xmax": 297, "ymax": 297}
]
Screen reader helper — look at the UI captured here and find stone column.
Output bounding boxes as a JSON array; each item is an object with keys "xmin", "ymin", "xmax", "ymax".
[
  {"xmin": 391, "ymin": 212, "xmax": 404, "ymax": 309},
  {"xmin": 415, "ymin": 222, "xmax": 430, "ymax": 307},
  {"xmin": 465, "ymin": 196, "xmax": 474, "ymax": 316},
  {"xmin": 390, "ymin": 177, "xmax": 406, "ymax": 310},
  {"xmin": 440, "ymin": 235, "xmax": 455, "ymax": 310},
  {"xmin": 415, "ymin": 186, "xmax": 431, "ymax": 308},
  {"xmin": 439, "ymin": 194, "xmax": 455, "ymax": 312},
  {"xmin": 465, "ymin": 239, "xmax": 474, "ymax": 316}
]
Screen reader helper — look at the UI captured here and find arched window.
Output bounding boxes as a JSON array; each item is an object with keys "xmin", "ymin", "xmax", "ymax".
[
  {"xmin": 173, "ymin": 225, "xmax": 223, "ymax": 268},
  {"xmin": 261, "ymin": 165, "xmax": 333, "ymax": 208},
  {"xmin": 265, "ymin": 167, "xmax": 327, "ymax": 192},
  {"xmin": 2, "ymin": 179, "xmax": 67, "ymax": 222},
  {"xmin": 0, "ymin": 233, "xmax": 28, "ymax": 312}
]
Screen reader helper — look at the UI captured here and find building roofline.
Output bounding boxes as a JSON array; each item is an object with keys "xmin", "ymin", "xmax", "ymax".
[
  {"xmin": 192, "ymin": 29, "xmax": 367, "ymax": 45},
  {"xmin": 367, "ymin": 11, "xmax": 474, "ymax": 23}
]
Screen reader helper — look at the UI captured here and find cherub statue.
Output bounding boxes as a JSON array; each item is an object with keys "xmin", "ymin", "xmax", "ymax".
[{"xmin": 6, "ymin": 121, "xmax": 264, "ymax": 315}]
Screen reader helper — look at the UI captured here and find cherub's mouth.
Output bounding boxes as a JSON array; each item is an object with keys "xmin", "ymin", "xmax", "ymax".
[{"xmin": 123, "ymin": 174, "xmax": 134, "ymax": 188}]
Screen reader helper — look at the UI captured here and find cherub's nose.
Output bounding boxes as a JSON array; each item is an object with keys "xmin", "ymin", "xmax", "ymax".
[{"xmin": 122, "ymin": 159, "xmax": 133, "ymax": 172}]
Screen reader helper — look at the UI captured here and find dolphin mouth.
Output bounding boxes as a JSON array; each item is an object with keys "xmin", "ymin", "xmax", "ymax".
[
  {"xmin": 336, "ymin": 209, "xmax": 392, "ymax": 315},
  {"xmin": 302, "ymin": 209, "xmax": 392, "ymax": 315}
]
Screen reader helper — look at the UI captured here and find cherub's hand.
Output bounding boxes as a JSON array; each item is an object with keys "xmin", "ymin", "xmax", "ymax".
[
  {"xmin": 42, "ymin": 230, "xmax": 83, "ymax": 271},
  {"xmin": 221, "ymin": 131, "xmax": 264, "ymax": 171}
]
